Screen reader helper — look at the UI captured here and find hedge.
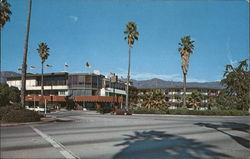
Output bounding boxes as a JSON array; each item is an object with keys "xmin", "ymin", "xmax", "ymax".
[
  {"xmin": 0, "ymin": 106, "xmax": 43, "ymax": 122},
  {"xmin": 133, "ymin": 108, "xmax": 249, "ymax": 116}
]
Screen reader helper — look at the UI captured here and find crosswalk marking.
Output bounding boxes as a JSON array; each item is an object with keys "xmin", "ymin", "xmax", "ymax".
[{"xmin": 30, "ymin": 125, "xmax": 79, "ymax": 159}]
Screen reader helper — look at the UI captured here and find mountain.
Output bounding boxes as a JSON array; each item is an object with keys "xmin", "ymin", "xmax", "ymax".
[
  {"xmin": 0, "ymin": 71, "xmax": 20, "ymax": 83},
  {"xmin": 131, "ymin": 78, "xmax": 224, "ymax": 89}
]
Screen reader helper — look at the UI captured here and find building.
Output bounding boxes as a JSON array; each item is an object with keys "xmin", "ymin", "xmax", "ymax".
[
  {"xmin": 133, "ymin": 87, "xmax": 221, "ymax": 108},
  {"xmin": 6, "ymin": 72, "xmax": 222, "ymax": 110},
  {"xmin": 6, "ymin": 72, "xmax": 126, "ymax": 109}
]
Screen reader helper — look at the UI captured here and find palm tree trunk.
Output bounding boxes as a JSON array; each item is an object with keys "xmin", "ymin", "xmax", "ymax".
[
  {"xmin": 41, "ymin": 62, "xmax": 44, "ymax": 104},
  {"xmin": 21, "ymin": 0, "xmax": 32, "ymax": 107},
  {"xmin": 125, "ymin": 46, "xmax": 131, "ymax": 110},
  {"xmin": 183, "ymin": 73, "xmax": 186, "ymax": 108},
  {"xmin": 0, "ymin": 28, "xmax": 2, "ymax": 75}
]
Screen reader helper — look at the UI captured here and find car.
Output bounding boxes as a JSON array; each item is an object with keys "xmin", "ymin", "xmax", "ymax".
[{"xmin": 111, "ymin": 108, "xmax": 132, "ymax": 115}]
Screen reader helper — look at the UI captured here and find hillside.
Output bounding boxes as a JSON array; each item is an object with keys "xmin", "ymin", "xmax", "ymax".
[
  {"xmin": 0, "ymin": 71, "xmax": 20, "ymax": 83},
  {"xmin": 131, "ymin": 78, "xmax": 224, "ymax": 89}
]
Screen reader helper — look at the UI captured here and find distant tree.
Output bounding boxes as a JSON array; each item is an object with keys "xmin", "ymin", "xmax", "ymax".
[
  {"xmin": 37, "ymin": 42, "xmax": 50, "ymax": 105},
  {"xmin": 178, "ymin": 35, "xmax": 195, "ymax": 108},
  {"xmin": 220, "ymin": 59, "xmax": 250, "ymax": 110},
  {"xmin": 124, "ymin": 22, "xmax": 139, "ymax": 110},
  {"xmin": 0, "ymin": 83, "xmax": 9, "ymax": 106},
  {"xmin": 0, "ymin": 84, "xmax": 20, "ymax": 106},
  {"xmin": 187, "ymin": 90, "xmax": 201, "ymax": 110},
  {"xmin": 21, "ymin": 0, "xmax": 32, "ymax": 107},
  {"xmin": 8, "ymin": 86, "xmax": 20, "ymax": 103}
]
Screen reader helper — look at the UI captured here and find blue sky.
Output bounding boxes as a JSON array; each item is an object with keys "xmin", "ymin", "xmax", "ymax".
[{"xmin": 2, "ymin": 0, "xmax": 249, "ymax": 82}]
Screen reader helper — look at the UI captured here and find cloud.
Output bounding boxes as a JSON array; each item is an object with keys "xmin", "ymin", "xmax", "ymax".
[
  {"xmin": 68, "ymin": 16, "xmax": 78, "ymax": 23},
  {"xmin": 103, "ymin": 68, "xmax": 210, "ymax": 82},
  {"xmin": 186, "ymin": 78, "xmax": 207, "ymax": 83},
  {"xmin": 226, "ymin": 37, "xmax": 238, "ymax": 66}
]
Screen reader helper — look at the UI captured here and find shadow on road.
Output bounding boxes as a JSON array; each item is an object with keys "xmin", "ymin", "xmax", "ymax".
[
  {"xmin": 113, "ymin": 130, "xmax": 231, "ymax": 159},
  {"xmin": 195, "ymin": 122, "xmax": 250, "ymax": 149}
]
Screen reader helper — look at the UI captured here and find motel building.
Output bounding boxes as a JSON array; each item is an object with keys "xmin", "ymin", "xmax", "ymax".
[
  {"xmin": 135, "ymin": 87, "xmax": 221, "ymax": 109},
  {"xmin": 6, "ymin": 72, "xmax": 127, "ymax": 110}
]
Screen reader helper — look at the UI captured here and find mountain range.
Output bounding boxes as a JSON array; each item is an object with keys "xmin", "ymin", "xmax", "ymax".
[
  {"xmin": 131, "ymin": 78, "xmax": 224, "ymax": 89},
  {"xmin": 0, "ymin": 71, "xmax": 20, "ymax": 83}
]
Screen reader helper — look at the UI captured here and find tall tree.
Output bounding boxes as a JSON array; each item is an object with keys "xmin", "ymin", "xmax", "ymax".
[
  {"xmin": 21, "ymin": 0, "xmax": 32, "ymax": 107},
  {"xmin": 124, "ymin": 21, "xmax": 139, "ymax": 110},
  {"xmin": 37, "ymin": 42, "xmax": 50, "ymax": 105},
  {"xmin": 178, "ymin": 35, "xmax": 195, "ymax": 108},
  {"xmin": 0, "ymin": 0, "xmax": 12, "ymax": 74},
  {"xmin": 220, "ymin": 59, "xmax": 249, "ymax": 110}
]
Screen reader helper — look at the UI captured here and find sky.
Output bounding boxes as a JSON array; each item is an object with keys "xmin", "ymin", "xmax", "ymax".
[{"xmin": 2, "ymin": 0, "xmax": 249, "ymax": 82}]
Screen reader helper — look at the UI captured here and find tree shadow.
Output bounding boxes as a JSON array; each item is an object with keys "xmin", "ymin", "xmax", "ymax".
[
  {"xmin": 195, "ymin": 122, "xmax": 250, "ymax": 149},
  {"xmin": 113, "ymin": 130, "xmax": 231, "ymax": 159}
]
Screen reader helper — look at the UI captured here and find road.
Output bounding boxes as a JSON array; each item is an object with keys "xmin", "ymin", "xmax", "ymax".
[{"xmin": 1, "ymin": 110, "xmax": 249, "ymax": 159}]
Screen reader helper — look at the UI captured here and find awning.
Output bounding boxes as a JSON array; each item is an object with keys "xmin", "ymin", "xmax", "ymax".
[
  {"xmin": 73, "ymin": 96, "xmax": 123, "ymax": 103},
  {"xmin": 26, "ymin": 96, "xmax": 66, "ymax": 102}
]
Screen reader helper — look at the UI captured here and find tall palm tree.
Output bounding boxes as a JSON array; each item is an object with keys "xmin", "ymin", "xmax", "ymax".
[
  {"xmin": 178, "ymin": 35, "xmax": 195, "ymax": 108},
  {"xmin": 21, "ymin": 0, "xmax": 32, "ymax": 107},
  {"xmin": 37, "ymin": 42, "xmax": 50, "ymax": 105},
  {"xmin": 124, "ymin": 21, "xmax": 139, "ymax": 110},
  {"xmin": 0, "ymin": 0, "xmax": 12, "ymax": 76}
]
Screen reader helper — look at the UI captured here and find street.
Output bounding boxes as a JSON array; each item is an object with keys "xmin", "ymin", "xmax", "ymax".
[{"xmin": 1, "ymin": 111, "xmax": 249, "ymax": 159}]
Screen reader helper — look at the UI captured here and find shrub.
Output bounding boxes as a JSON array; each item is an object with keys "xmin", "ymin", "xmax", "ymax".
[
  {"xmin": 133, "ymin": 107, "xmax": 167, "ymax": 114},
  {"xmin": 133, "ymin": 107, "xmax": 249, "ymax": 116},
  {"xmin": 0, "ymin": 106, "xmax": 42, "ymax": 122}
]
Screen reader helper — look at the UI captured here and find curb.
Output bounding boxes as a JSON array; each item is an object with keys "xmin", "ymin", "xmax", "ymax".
[{"xmin": 0, "ymin": 117, "xmax": 57, "ymax": 127}]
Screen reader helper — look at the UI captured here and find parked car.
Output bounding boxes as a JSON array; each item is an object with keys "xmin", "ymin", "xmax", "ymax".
[
  {"xmin": 111, "ymin": 108, "xmax": 132, "ymax": 115},
  {"xmin": 25, "ymin": 106, "xmax": 49, "ymax": 112}
]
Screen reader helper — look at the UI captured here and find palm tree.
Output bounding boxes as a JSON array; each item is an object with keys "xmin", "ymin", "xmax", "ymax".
[
  {"xmin": 0, "ymin": 0, "xmax": 12, "ymax": 28},
  {"xmin": 124, "ymin": 21, "xmax": 139, "ymax": 110},
  {"xmin": 37, "ymin": 42, "xmax": 50, "ymax": 105},
  {"xmin": 0, "ymin": 0, "xmax": 12, "ymax": 76},
  {"xmin": 178, "ymin": 35, "xmax": 195, "ymax": 108},
  {"xmin": 21, "ymin": 0, "xmax": 32, "ymax": 107}
]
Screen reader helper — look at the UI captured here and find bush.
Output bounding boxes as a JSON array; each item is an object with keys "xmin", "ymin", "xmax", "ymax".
[
  {"xmin": 133, "ymin": 108, "xmax": 249, "ymax": 116},
  {"xmin": 0, "ymin": 106, "xmax": 42, "ymax": 122},
  {"xmin": 133, "ymin": 107, "xmax": 168, "ymax": 114}
]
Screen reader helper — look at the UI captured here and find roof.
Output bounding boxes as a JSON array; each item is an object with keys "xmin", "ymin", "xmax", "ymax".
[{"xmin": 7, "ymin": 72, "xmax": 69, "ymax": 80}]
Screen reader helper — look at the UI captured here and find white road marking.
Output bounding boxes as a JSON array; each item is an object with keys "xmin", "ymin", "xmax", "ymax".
[{"xmin": 30, "ymin": 125, "xmax": 79, "ymax": 159}]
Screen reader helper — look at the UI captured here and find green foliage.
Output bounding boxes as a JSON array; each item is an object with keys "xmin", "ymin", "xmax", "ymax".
[
  {"xmin": 124, "ymin": 21, "xmax": 139, "ymax": 47},
  {"xmin": 37, "ymin": 42, "xmax": 50, "ymax": 63},
  {"xmin": 0, "ymin": 0, "xmax": 12, "ymax": 28},
  {"xmin": 0, "ymin": 83, "xmax": 20, "ymax": 106},
  {"xmin": 220, "ymin": 59, "xmax": 250, "ymax": 110},
  {"xmin": 133, "ymin": 107, "xmax": 168, "ymax": 114},
  {"xmin": 0, "ymin": 106, "xmax": 42, "ymax": 122},
  {"xmin": 8, "ymin": 86, "xmax": 20, "ymax": 103},
  {"xmin": 65, "ymin": 98, "xmax": 75, "ymax": 110},
  {"xmin": 141, "ymin": 89, "xmax": 169, "ymax": 110},
  {"xmin": 134, "ymin": 108, "xmax": 249, "ymax": 116},
  {"xmin": 187, "ymin": 90, "xmax": 201, "ymax": 110},
  {"xmin": 178, "ymin": 35, "xmax": 195, "ymax": 54}
]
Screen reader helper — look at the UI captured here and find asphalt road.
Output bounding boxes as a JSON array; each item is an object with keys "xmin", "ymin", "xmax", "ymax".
[{"xmin": 1, "ymin": 110, "xmax": 249, "ymax": 159}]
